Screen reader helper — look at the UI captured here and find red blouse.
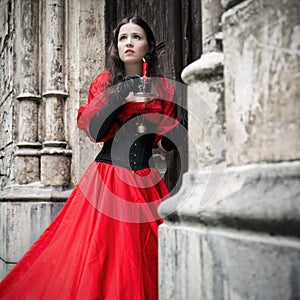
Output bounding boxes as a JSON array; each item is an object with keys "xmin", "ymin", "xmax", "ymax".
[{"xmin": 77, "ymin": 71, "xmax": 178, "ymax": 147}]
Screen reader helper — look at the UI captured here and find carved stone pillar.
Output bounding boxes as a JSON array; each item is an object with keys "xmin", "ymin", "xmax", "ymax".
[
  {"xmin": 158, "ymin": 0, "xmax": 300, "ymax": 299},
  {"xmin": 15, "ymin": 0, "xmax": 41, "ymax": 184},
  {"xmin": 41, "ymin": 0, "xmax": 71, "ymax": 186},
  {"xmin": 158, "ymin": 1, "xmax": 226, "ymax": 298},
  {"xmin": 158, "ymin": 0, "xmax": 226, "ymax": 215}
]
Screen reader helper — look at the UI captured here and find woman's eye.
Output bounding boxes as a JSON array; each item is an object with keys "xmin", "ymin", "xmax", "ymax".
[
  {"xmin": 134, "ymin": 35, "xmax": 141, "ymax": 40},
  {"xmin": 119, "ymin": 36, "xmax": 127, "ymax": 41}
]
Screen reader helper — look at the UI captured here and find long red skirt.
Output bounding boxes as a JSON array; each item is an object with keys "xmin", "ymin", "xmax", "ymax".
[{"xmin": 0, "ymin": 162, "xmax": 169, "ymax": 300}]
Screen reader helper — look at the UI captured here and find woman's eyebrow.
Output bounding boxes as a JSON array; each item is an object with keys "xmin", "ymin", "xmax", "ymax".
[{"xmin": 120, "ymin": 32, "xmax": 142, "ymax": 36}]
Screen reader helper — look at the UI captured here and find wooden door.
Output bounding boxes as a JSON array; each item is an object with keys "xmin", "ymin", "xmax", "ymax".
[{"xmin": 104, "ymin": 0, "xmax": 202, "ymax": 191}]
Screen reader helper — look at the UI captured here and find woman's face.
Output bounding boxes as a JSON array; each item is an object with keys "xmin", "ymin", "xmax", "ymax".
[{"xmin": 117, "ymin": 22, "xmax": 149, "ymax": 67}]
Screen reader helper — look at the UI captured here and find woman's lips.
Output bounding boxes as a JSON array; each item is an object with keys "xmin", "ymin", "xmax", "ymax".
[{"xmin": 125, "ymin": 50, "xmax": 135, "ymax": 54}]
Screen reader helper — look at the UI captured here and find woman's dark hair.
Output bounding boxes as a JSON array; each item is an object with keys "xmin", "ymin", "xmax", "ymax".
[{"xmin": 107, "ymin": 16, "xmax": 158, "ymax": 85}]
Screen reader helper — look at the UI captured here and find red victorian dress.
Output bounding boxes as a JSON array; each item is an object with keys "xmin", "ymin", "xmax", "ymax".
[{"xmin": 0, "ymin": 71, "xmax": 178, "ymax": 300}]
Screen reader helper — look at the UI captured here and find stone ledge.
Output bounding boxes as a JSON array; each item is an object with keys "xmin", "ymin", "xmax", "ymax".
[
  {"xmin": 159, "ymin": 161, "xmax": 300, "ymax": 237},
  {"xmin": 15, "ymin": 148, "xmax": 41, "ymax": 156},
  {"xmin": 16, "ymin": 93, "xmax": 41, "ymax": 101},
  {"xmin": 41, "ymin": 147, "xmax": 72, "ymax": 156},
  {"xmin": 16, "ymin": 142, "xmax": 42, "ymax": 149},
  {"xmin": 42, "ymin": 90, "xmax": 69, "ymax": 97},
  {"xmin": 181, "ymin": 51, "xmax": 224, "ymax": 84},
  {"xmin": 0, "ymin": 201, "xmax": 64, "ymax": 265},
  {"xmin": 0, "ymin": 184, "xmax": 73, "ymax": 201}
]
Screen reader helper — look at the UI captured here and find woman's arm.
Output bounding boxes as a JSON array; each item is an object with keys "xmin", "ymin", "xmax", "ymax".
[{"xmin": 88, "ymin": 76, "xmax": 140, "ymax": 142}]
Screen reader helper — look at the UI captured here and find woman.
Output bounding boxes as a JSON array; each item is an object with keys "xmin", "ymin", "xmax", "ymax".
[{"xmin": 0, "ymin": 16, "xmax": 179, "ymax": 299}]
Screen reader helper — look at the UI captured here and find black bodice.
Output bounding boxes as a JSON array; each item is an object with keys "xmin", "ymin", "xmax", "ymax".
[{"xmin": 94, "ymin": 119, "xmax": 156, "ymax": 171}]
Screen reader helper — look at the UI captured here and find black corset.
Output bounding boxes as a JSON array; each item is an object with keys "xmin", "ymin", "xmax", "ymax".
[{"xmin": 94, "ymin": 120, "xmax": 156, "ymax": 171}]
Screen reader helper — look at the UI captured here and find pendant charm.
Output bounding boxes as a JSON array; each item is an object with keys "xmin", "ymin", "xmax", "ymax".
[{"xmin": 137, "ymin": 124, "xmax": 147, "ymax": 134}]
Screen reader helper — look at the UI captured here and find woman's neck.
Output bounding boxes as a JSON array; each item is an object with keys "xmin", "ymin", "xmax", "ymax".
[{"xmin": 125, "ymin": 64, "xmax": 142, "ymax": 76}]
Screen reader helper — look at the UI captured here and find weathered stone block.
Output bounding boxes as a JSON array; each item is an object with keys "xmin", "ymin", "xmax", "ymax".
[
  {"xmin": 15, "ymin": 154, "xmax": 40, "ymax": 184},
  {"xmin": 0, "ymin": 201, "xmax": 64, "ymax": 274},
  {"xmin": 41, "ymin": 152, "xmax": 71, "ymax": 186},
  {"xmin": 159, "ymin": 223, "xmax": 300, "ymax": 300},
  {"xmin": 222, "ymin": 0, "xmax": 300, "ymax": 165}
]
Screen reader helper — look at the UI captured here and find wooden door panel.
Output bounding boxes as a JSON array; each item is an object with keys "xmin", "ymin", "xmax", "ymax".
[{"xmin": 105, "ymin": 0, "xmax": 202, "ymax": 190}]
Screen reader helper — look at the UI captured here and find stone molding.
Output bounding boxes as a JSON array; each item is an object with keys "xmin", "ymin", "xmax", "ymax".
[
  {"xmin": 0, "ymin": 185, "xmax": 71, "ymax": 202},
  {"xmin": 159, "ymin": 161, "xmax": 300, "ymax": 237},
  {"xmin": 181, "ymin": 51, "xmax": 224, "ymax": 84},
  {"xmin": 42, "ymin": 90, "xmax": 69, "ymax": 98},
  {"xmin": 16, "ymin": 93, "xmax": 41, "ymax": 101}
]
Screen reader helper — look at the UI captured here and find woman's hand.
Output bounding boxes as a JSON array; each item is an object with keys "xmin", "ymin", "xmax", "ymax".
[{"xmin": 122, "ymin": 75, "xmax": 141, "ymax": 95}]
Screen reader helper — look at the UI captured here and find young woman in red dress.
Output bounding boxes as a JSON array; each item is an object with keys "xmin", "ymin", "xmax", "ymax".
[{"xmin": 0, "ymin": 16, "xmax": 181, "ymax": 299}]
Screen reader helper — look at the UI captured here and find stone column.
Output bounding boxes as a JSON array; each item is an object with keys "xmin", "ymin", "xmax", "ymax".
[
  {"xmin": 41, "ymin": 0, "xmax": 71, "ymax": 186},
  {"xmin": 158, "ymin": 0, "xmax": 300, "ymax": 299},
  {"xmin": 0, "ymin": 0, "xmax": 68, "ymax": 279},
  {"xmin": 158, "ymin": 1, "xmax": 226, "ymax": 298},
  {"xmin": 14, "ymin": 0, "xmax": 41, "ymax": 184}
]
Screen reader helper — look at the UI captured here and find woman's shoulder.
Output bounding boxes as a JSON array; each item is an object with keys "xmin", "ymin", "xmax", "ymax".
[
  {"xmin": 87, "ymin": 70, "xmax": 111, "ymax": 103},
  {"xmin": 91, "ymin": 70, "xmax": 111, "ymax": 86}
]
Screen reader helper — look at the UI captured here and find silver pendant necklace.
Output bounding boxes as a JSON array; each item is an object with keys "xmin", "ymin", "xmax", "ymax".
[
  {"xmin": 136, "ymin": 123, "xmax": 146, "ymax": 133},
  {"xmin": 135, "ymin": 101, "xmax": 147, "ymax": 134}
]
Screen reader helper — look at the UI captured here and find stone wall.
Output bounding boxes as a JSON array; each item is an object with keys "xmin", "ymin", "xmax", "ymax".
[
  {"xmin": 0, "ymin": 0, "xmax": 14, "ymax": 190},
  {"xmin": 0, "ymin": 0, "xmax": 106, "ymax": 279},
  {"xmin": 158, "ymin": 0, "xmax": 300, "ymax": 299},
  {"xmin": 223, "ymin": 0, "xmax": 300, "ymax": 165}
]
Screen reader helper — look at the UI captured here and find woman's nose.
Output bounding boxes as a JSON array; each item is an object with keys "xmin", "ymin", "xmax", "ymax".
[{"xmin": 126, "ymin": 37, "xmax": 133, "ymax": 46}]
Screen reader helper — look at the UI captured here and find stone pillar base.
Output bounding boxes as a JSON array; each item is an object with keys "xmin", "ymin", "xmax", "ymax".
[
  {"xmin": 0, "ymin": 185, "xmax": 71, "ymax": 280},
  {"xmin": 40, "ymin": 148, "xmax": 72, "ymax": 186},
  {"xmin": 159, "ymin": 222, "xmax": 300, "ymax": 300},
  {"xmin": 15, "ymin": 148, "xmax": 41, "ymax": 184},
  {"xmin": 158, "ymin": 161, "xmax": 300, "ymax": 299}
]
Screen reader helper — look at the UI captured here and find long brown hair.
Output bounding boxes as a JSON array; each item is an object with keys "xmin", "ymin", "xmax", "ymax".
[{"xmin": 107, "ymin": 16, "xmax": 158, "ymax": 86}]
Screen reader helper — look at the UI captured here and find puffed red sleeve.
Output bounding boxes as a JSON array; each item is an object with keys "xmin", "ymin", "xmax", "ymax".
[
  {"xmin": 152, "ymin": 77, "xmax": 179, "ymax": 147},
  {"xmin": 77, "ymin": 70, "xmax": 118, "ymax": 142}
]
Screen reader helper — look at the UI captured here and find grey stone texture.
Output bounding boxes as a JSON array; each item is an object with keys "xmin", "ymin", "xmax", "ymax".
[
  {"xmin": 223, "ymin": 0, "xmax": 300, "ymax": 165},
  {"xmin": 159, "ymin": 224, "xmax": 300, "ymax": 300},
  {"xmin": 181, "ymin": 51, "xmax": 225, "ymax": 169},
  {"xmin": 201, "ymin": 0, "xmax": 224, "ymax": 53},
  {"xmin": 0, "ymin": 0, "xmax": 15, "ymax": 191},
  {"xmin": 159, "ymin": 0, "xmax": 300, "ymax": 299},
  {"xmin": 0, "ymin": 201, "xmax": 64, "ymax": 263}
]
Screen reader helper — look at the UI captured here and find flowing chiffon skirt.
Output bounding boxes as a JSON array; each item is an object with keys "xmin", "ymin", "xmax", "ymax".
[{"xmin": 0, "ymin": 162, "xmax": 169, "ymax": 300}]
